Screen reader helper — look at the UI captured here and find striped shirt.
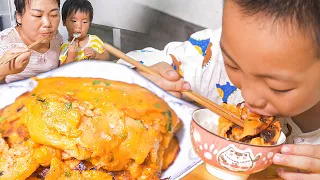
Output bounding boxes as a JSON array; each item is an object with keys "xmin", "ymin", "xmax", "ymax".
[
  {"xmin": 0, "ymin": 27, "xmax": 63, "ymax": 83},
  {"xmin": 59, "ymin": 34, "xmax": 105, "ymax": 63}
]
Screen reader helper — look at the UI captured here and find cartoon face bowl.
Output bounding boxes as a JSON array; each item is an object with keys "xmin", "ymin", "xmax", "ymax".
[{"xmin": 190, "ymin": 109, "xmax": 286, "ymax": 180}]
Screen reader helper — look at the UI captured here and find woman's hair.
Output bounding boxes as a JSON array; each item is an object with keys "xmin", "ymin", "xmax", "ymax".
[
  {"xmin": 15, "ymin": 0, "xmax": 61, "ymax": 15},
  {"xmin": 14, "ymin": 0, "xmax": 60, "ymax": 25},
  {"xmin": 61, "ymin": 0, "xmax": 93, "ymax": 24},
  {"xmin": 231, "ymin": 0, "xmax": 320, "ymax": 56}
]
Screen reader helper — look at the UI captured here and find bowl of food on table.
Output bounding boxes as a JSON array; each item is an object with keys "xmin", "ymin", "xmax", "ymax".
[
  {"xmin": 0, "ymin": 61, "xmax": 202, "ymax": 180},
  {"xmin": 190, "ymin": 103, "xmax": 286, "ymax": 180}
]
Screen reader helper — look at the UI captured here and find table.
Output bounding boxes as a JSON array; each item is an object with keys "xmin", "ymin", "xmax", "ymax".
[{"xmin": 182, "ymin": 163, "xmax": 285, "ymax": 180}]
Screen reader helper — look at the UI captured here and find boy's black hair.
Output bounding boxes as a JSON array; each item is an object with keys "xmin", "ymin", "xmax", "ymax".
[
  {"xmin": 14, "ymin": 0, "xmax": 60, "ymax": 24},
  {"xmin": 231, "ymin": 0, "xmax": 320, "ymax": 56},
  {"xmin": 62, "ymin": 0, "xmax": 93, "ymax": 24}
]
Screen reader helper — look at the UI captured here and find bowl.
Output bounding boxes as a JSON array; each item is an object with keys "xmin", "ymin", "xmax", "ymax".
[{"xmin": 190, "ymin": 109, "xmax": 286, "ymax": 180}]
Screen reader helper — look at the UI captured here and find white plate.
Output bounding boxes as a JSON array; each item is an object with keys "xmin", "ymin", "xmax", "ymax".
[{"xmin": 0, "ymin": 61, "xmax": 203, "ymax": 180}]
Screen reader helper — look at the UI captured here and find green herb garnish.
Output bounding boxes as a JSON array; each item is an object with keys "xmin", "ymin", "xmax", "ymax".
[
  {"xmin": 43, "ymin": 102, "xmax": 49, "ymax": 107},
  {"xmin": 162, "ymin": 111, "xmax": 172, "ymax": 118},
  {"xmin": 36, "ymin": 97, "xmax": 46, "ymax": 103},
  {"xmin": 155, "ymin": 103, "xmax": 160, "ymax": 108},
  {"xmin": 166, "ymin": 118, "xmax": 172, "ymax": 132},
  {"xmin": 65, "ymin": 102, "xmax": 72, "ymax": 110},
  {"xmin": 92, "ymin": 80, "xmax": 101, "ymax": 85},
  {"xmin": 109, "ymin": 155, "xmax": 114, "ymax": 162},
  {"xmin": 105, "ymin": 82, "xmax": 111, "ymax": 86},
  {"xmin": 163, "ymin": 111, "xmax": 173, "ymax": 132},
  {"xmin": 0, "ymin": 117, "xmax": 5, "ymax": 123},
  {"xmin": 119, "ymin": 133, "xmax": 128, "ymax": 139},
  {"xmin": 65, "ymin": 172, "xmax": 71, "ymax": 177},
  {"xmin": 66, "ymin": 90, "xmax": 75, "ymax": 95}
]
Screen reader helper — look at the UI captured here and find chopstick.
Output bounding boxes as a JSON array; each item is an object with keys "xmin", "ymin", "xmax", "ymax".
[
  {"xmin": 0, "ymin": 36, "xmax": 49, "ymax": 65},
  {"xmin": 102, "ymin": 43, "xmax": 244, "ymax": 127}
]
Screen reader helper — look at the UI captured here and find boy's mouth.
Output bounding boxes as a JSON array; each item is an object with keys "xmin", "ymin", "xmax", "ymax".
[{"xmin": 245, "ymin": 104, "xmax": 273, "ymax": 117}]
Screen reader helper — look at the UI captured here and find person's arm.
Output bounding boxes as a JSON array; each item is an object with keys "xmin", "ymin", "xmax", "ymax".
[
  {"xmin": 84, "ymin": 35, "xmax": 110, "ymax": 61},
  {"xmin": 116, "ymin": 28, "xmax": 223, "ymax": 99},
  {"xmin": 62, "ymin": 52, "xmax": 77, "ymax": 65},
  {"xmin": 60, "ymin": 41, "xmax": 78, "ymax": 65},
  {"xmin": 84, "ymin": 47, "xmax": 110, "ymax": 61},
  {"xmin": 94, "ymin": 50, "xmax": 110, "ymax": 61}
]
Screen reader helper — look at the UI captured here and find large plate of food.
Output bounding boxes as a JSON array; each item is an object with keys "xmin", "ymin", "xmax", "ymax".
[{"xmin": 0, "ymin": 61, "xmax": 203, "ymax": 180}]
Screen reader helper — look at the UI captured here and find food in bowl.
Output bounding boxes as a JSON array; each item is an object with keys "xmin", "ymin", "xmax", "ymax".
[
  {"xmin": 218, "ymin": 103, "xmax": 281, "ymax": 146},
  {"xmin": 0, "ymin": 77, "xmax": 181, "ymax": 180},
  {"xmin": 190, "ymin": 104, "xmax": 286, "ymax": 180}
]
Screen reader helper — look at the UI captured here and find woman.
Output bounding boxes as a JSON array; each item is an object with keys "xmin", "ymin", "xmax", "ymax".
[{"xmin": 0, "ymin": 0, "xmax": 62, "ymax": 83}]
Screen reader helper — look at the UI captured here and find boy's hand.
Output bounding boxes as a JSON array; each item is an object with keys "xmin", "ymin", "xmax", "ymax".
[
  {"xmin": 84, "ymin": 47, "xmax": 96, "ymax": 59},
  {"xmin": 273, "ymin": 144, "xmax": 320, "ymax": 180},
  {"xmin": 1, "ymin": 48, "xmax": 31, "ymax": 75},
  {"xmin": 137, "ymin": 62, "xmax": 191, "ymax": 98},
  {"xmin": 67, "ymin": 40, "xmax": 78, "ymax": 59}
]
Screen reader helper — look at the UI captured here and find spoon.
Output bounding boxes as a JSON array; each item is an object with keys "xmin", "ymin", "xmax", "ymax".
[
  {"xmin": 70, "ymin": 33, "xmax": 81, "ymax": 45},
  {"xmin": 62, "ymin": 33, "xmax": 81, "ymax": 57}
]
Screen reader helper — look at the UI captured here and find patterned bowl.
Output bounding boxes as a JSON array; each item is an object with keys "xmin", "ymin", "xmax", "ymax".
[{"xmin": 190, "ymin": 109, "xmax": 286, "ymax": 180}]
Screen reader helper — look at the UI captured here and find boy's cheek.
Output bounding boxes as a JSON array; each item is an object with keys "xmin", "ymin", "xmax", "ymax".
[{"xmin": 224, "ymin": 69, "xmax": 241, "ymax": 89}]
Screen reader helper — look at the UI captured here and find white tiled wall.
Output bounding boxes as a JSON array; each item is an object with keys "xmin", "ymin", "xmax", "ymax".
[{"xmin": 133, "ymin": 0, "xmax": 223, "ymax": 30}]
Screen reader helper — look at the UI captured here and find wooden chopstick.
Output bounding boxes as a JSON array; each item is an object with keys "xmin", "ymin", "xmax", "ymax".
[
  {"xmin": 102, "ymin": 42, "xmax": 244, "ymax": 127},
  {"xmin": 183, "ymin": 91, "xmax": 244, "ymax": 127},
  {"xmin": 0, "ymin": 36, "xmax": 49, "ymax": 65}
]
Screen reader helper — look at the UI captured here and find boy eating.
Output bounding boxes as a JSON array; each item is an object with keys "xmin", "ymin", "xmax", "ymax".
[
  {"xmin": 60, "ymin": 0, "xmax": 110, "ymax": 65},
  {"xmin": 118, "ymin": 1, "xmax": 320, "ymax": 179}
]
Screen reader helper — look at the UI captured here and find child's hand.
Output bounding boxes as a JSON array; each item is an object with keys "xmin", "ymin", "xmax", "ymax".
[
  {"xmin": 1, "ymin": 48, "xmax": 31, "ymax": 75},
  {"xmin": 67, "ymin": 40, "xmax": 78, "ymax": 58},
  {"xmin": 84, "ymin": 47, "xmax": 96, "ymax": 59},
  {"xmin": 273, "ymin": 144, "xmax": 320, "ymax": 180},
  {"xmin": 137, "ymin": 62, "xmax": 191, "ymax": 98}
]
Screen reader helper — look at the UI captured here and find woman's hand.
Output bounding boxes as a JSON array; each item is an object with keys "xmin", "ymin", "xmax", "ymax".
[
  {"xmin": 0, "ymin": 48, "xmax": 31, "ymax": 75},
  {"xmin": 137, "ymin": 62, "xmax": 191, "ymax": 98},
  {"xmin": 273, "ymin": 144, "xmax": 320, "ymax": 180},
  {"xmin": 84, "ymin": 47, "xmax": 96, "ymax": 59}
]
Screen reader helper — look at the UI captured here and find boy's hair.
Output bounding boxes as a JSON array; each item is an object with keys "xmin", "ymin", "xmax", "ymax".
[
  {"xmin": 62, "ymin": 0, "xmax": 93, "ymax": 24},
  {"xmin": 231, "ymin": 0, "xmax": 320, "ymax": 56}
]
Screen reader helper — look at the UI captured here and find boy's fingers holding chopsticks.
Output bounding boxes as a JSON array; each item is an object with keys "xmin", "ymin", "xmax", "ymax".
[
  {"xmin": 154, "ymin": 62, "xmax": 181, "ymax": 81},
  {"xmin": 138, "ymin": 62, "xmax": 191, "ymax": 97},
  {"xmin": 139, "ymin": 70, "xmax": 188, "ymax": 91}
]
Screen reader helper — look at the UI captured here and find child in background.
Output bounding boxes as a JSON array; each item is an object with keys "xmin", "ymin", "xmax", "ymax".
[
  {"xmin": 59, "ymin": 0, "xmax": 110, "ymax": 65},
  {"xmin": 117, "ymin": 0, "xmax": 320, "ymax": 179}
]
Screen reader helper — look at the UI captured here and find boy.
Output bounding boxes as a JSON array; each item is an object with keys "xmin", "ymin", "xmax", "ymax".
[
  {"xmin": 118, "ymin": 0, "xmax": 320, "ymax": 179},
  {"xmin": 59, "ymin": 0, "xmax": 110, "ymax": 65}
]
